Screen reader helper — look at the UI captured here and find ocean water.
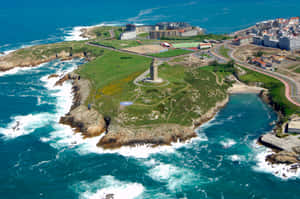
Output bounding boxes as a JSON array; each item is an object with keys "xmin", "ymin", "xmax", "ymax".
[
  {"xmin": 1, "ymin": 0, "xmax": 300, "ymax": 52},
  {"xmin": 1, "ymin": 1, "xmax": 300, "ymax": 198},
  {"xmin": 1, "ymin": 63, "xmax": 299, "ymax": 198}
]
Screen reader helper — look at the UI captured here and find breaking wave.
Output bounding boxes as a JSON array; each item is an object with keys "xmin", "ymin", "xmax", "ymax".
[{"xmin": 74, "ymin": 175, "xmax": 144, "ymax": 199}]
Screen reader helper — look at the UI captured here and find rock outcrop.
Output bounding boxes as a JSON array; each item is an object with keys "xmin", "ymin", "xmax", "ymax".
[
  {"xmin": 60, "ymin": 105, "xmax": 106, "ymax": 137},
  {"xmin": 266, "ymin": 151, "xmax": 300, "ymax": 164},
  {"xmin": 0, "ymin": 51, "xmax": 85, "ymax": 72},
  {"xmin": 59, "ymin": 73, "xmax": 107, "ymax": 138},
  {"xmin": 259, "ymin": 133, "xmax": 300, "ymax": 165},
  {"xmin": 97, "ymin": 124, "xmax": 196, "ymax": 149}
]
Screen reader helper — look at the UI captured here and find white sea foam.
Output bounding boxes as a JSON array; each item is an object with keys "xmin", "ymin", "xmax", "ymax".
[
  {"xmin": 148, "ymin": 162, "xmax": 200, "ymax": 192},
  {"xmin": 64, "ymin": 23, "xmax": 122, "ymax": 41},
  {"xmin": 75, "ymin": 175, "xmax": 144, "ymax": 199},
  {"xmin": 220, "ymin": 138, "xmax": 236, "ymax": 148},
  {"xmin": 252, "ymin": 142, "xmax": 300, "ymax": 180},
  {"xmin": 50, "ymin": 130, "xmax": 198, "ymax": 159},
  {"xmin": 0, "ymin": 112, "xmax": 54, "ymax": 139},
  {"xmin": 64, "ymin": 26, "xmax": 89, "ymax": 41},
  {"xmin": 0, "ymin": 62, "xmax": 46, "ymax": 77},
  {"xmin": 228, "ymin": 154, "xmax": 246, "ymax": 162},
  {"xmin": 0, "ymin": 60, "xmax": 80, "ymax": 139}
]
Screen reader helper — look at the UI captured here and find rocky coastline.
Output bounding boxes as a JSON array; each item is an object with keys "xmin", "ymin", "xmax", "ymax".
[
  {"xmin": 0, "ymin": 51, "xmax": 87, "ymax": 72},
  {"xmin": 257, "ymin": 90, "xmax": 300, "ymax": 166},
  {"xmin": 57, "ymin": 71, "xmax": 230, "ymax": 149}
]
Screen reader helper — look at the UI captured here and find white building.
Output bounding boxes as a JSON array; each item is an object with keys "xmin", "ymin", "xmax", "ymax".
[
  {"xmin": 120, "ymin": 31, "xmax": 137, "ymax": 40},
  {"xmin": 288, "ymin": 117, "xmax": 300, "ymax": 134}
]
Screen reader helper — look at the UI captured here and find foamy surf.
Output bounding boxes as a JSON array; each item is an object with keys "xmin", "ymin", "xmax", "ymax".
[
  {"xmin": 147, "ymin": 162, "xmax": 202, "ymax": 192},
  {"xmin": 74, "ymin": 175, "xmax": 144, "ymax": 199},
  {"xmin": 0, "ymin": 62, "xmax": 46, "ymax": 77},
  {"xmin": 220, "ymin": 138, "xmax": 236, "ymax": 148},
  {"xmin": 64, "ymin": 23, "xmax": 122, "ymax": 41},
  {"xmin": 228, "ymin": 154, "xmax": 246, "ymax": 162},
  {"xmin": 0, "ymin": 59, "xmax": 82, "ymax": 139},
  {"xmin": 48, "ymin": 127, "xmax": 204, "ymax": 159},
  {"xmin": 252, "ymin": 143, "xmax": 300, "ymax": 180},
  {"xmin": 0, "ymin": 112, "xmax": 54, "ymax": 139}
]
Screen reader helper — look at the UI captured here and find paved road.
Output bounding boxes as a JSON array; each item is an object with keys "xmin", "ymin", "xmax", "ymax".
[{"xmin": 211, "ymin": 42, "xmax": 300, "ymax": 107}]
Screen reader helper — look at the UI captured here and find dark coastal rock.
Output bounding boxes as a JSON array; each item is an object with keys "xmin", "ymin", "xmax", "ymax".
[
  {"xmin": 266, "ymin": 151, "xmax": 300, "ymax": 164},
  {"xmin": 292, "ymin": 146, "xmax": 300, "ymax": 154},
  {"xmin": 259, "ymin": 90, "xmax": 271, "ymax": 105},
  {"xmin": 97, "ymin": 124, "xmax": 197, "ymax": 149},
  {"xmin": 48, "ymin": 74, "xmax": 59, "ymax": 79},
  {"xmin": 60, "ymin": 105, "xmax": 106, "ymax": 138}
]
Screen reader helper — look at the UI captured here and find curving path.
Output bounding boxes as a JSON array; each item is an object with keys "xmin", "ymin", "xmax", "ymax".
[{"xmin": 211, "ymin": 42, "xmax": 300, "ymax": 107}]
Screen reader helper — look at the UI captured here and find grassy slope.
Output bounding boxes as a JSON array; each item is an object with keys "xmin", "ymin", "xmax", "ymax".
[
  {"xmin": 238, "ymin": 66, "xmax": 300, "ymax": 116},
  {"xmin": 77, "ymin": 50, "xmax": 152, "ymax": 116},
  {"xmin": 150, "ymin": 49, "xmax": 192, "ymax": 58},
  {"xmin": 77, "ymin": 51, "xmax": 229, "ymax": 126}
]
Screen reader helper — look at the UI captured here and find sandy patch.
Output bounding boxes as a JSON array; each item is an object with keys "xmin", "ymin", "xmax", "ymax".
[{"xmin": 228, "ymin": 83, "xmax": 265, "ymax": 94}]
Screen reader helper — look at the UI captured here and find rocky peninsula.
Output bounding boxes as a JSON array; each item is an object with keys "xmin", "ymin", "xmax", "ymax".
[{"xmin": 56, "ymin": 64, "xmax": 230, "ymax": 149}]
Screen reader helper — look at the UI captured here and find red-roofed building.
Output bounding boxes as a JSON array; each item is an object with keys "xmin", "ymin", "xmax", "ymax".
[
  {"xmin": 289, "ymin": 17, "xmax": 299, "ymax": 25},
  {"xmin": 251, "ymin": 57, "xmax": 272, "ymax": 69}
]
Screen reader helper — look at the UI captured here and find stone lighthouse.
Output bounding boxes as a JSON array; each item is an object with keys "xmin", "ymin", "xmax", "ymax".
[{"xmin": 150, "ymin": 59, "xmax": 158, "ymax": 81}]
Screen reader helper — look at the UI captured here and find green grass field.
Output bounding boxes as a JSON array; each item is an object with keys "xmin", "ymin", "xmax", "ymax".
[
  {"xmin": 150, "ymin": 49, "xmax": 192, "ymax": 58},
  {"xmin": 219, "ymin": 45, "xmax": 230, "ymax": 59},
  {"xmin": 238, "ymin": 65, "xmax": 300, "ymax": 116},
  {"xmin": 293, "ymin": 66, "xmax": 300, "ymax": 73},
  {"xmin": 172, "ymin": 42, "xmax": 201, "ymax": 48},
  {"xmin": 91, "ymin": 40, "xmax": 160, "ymax": 49}
]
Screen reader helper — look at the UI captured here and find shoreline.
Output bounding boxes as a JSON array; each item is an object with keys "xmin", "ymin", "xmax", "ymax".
[
  {"xmin": 228, "ymin": 82, "xmax": 265, "ymax": 94},
  {"xmin": 57, "ymin": 68, "xmax": 233, "ymax": 150}
]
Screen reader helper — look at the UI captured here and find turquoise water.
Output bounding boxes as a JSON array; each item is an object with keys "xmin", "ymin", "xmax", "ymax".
[
  {"xmin": 1, "ymin": 0, "xmax": 300, "ymax": 51},
  {"xmin": 1, "ymin": 1, "xmax": 300, "ymax": 198},
  {"xmin": 1, "ymin": 60, "xmax": 298, "ymax": 198}
]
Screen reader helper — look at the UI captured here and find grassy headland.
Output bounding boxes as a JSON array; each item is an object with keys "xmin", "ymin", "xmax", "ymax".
[{"xmin": 76, "ymin": 50, "xmax": 230, "ymax": 126}]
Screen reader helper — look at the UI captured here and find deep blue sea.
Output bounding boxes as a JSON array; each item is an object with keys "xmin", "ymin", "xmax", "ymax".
[{"xmin": 1, "ymin": 0, "xmax": 300, "ymax": 198}]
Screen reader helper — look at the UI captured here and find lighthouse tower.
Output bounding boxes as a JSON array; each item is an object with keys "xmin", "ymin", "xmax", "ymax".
[{"xmin": 150, "ymin": 59, "xmax": 158, "ymax": 81}]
